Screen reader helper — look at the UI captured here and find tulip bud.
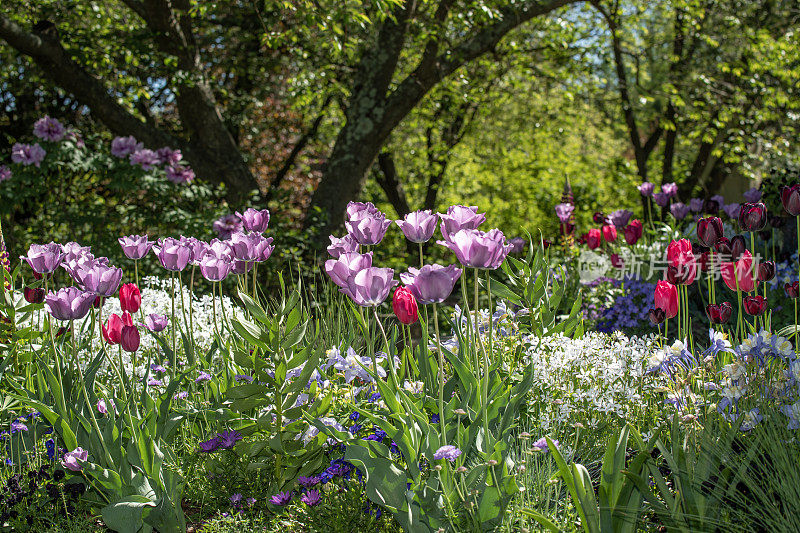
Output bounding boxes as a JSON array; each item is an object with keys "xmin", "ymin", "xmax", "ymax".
[
  {"xmin": 654, "ymin": 281, "xmax": 678, "ymax": 319},
  {"xmin": 696, "ymin": 217, "xmax": 723, "ymax": 248},
  {"xmin": 706, "ymin": 302, "xmax": 732, "ymax": 324},
  {"xmin": 120, "ymin": 324, "xmax": 140, "ymax": 353},
  {"xmin": 729, "ymin": 235, "xmax": 747, "ymax": 262},
  {"xmin": 119, "ymin": 283, "xmax": 141, "ymax": 313},
  {"xmin": 623, "ymin": 220, "xmax": 643, "ymax": 245},
  {"xmin": 785, "ymin": 281, "xmax": 800, "ymax": 299},
  {"xmin": 743, "ymin": 295, "xmax": 768, "ymax": 316},
  {"xmin": 610, "ymin": 254, "xmax": 623, "ymax": 269},
  {"xmin": 24, "ymin": 286, "xmax": 45, "ymax": 304},
  {"xmin": 738, "ymin": 202, "xmax": 767, "ymax": 232},
  {"xmin": 392, "ymin": 287, "xmax": 418, "ymax": 325},
  {"xmin": 781, "ymin": 185, "xmax": 800, "ymax": 216}
]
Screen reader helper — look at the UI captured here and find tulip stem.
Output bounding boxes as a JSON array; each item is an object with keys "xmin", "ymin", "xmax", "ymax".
[
  {"xmin": 170, "ymin": 271, "xmax": 176, "ymax": 368},
  {"xmin": 373, "ymin": 308, "xmax": 398, "ymax": 389},
  {"xmin": 484, "ymin": 269, "xmax": 493, "ymax": 435},
  {"xmin": 418, "ymin": 242, "xmax": 424, "ymax": 269},
  {"xmin": 794, "ymin": 298, "xmax": 798, "ymax": 353},
  {"xmin": 460, "ymin": 275, "xmax": 476, "ymax": 373},
  {"xmin": 432, "ymin": 302, "xmax": 447, "ymax": 442}
]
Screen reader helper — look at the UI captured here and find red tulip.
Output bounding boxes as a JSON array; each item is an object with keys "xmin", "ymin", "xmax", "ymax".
[
  {"xmin": 696, "ymin": 217, "xmax": 723, "ymax": 248},
  {"xmin": 738, "ymin": 202, "xmax": 767, "ymax": 232},
  {"xmin": 706, "ymin": 302, "xmax": 732, "ymax": 324},
  {"xmin": 743, "ymin": 295, "xmax": 768, "ymax": 316},
  {"xmin": 392, "ymin": 287, "xmax": 418, "ymax": 325},
  {"xmin": 667, "ymin": 264, "xmax": 695, "ymax": 285},
  {"xmin": 586, "ymin": 229, "xmax": 602, "ymax": 250},
  {"xmin": 24, "ymin": 286, "xmax": 45, "ymax": 304},
  {"xmin": 654, "ymin": 280, "xmax": 678, "ymax": 319},
  {"xmin": 785, "ymin": 281, "xmax": 799, "ymax": 299},
  {"xmin": 119, "ymin": 283, "xmax": 141, "ymax": 313},
  {"xmin": 120, "ymin": 324, "xmax": 140, "ymax": 353},
  {"xmin": 720, "ymin": 250, "xmax": 757, "ymax": 292},
  {"xmin": 782, "ymin": 185, "xmax": 800, "ymax": 216},
  {"xmin": 102, "ymin": 314, "xmax": 123, "ymax": 345},
  {"xmin": 757, "ymin": 261, "xmax": 775, "ymax": 282},
  {"xmin": 623, "ymin": 220, "xmax": 643, "ymax": 245},
  {"xmin": 610, "ymin": 254, "xmax": 624, "ymax": 269},
  {"xmin": 666, "ymin": 239, "xmax": 694, "ymax": 269},
  {"xmin": 593, "ymin": 212, "xmax": 607, "ymax": 224},
  {"xmin": 602, "ymin": 225, "xmax": 617, "ymax": 243}
]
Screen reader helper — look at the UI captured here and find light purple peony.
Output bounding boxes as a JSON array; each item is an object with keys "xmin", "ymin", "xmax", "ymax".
[
  {"xmin": 0, "ymin": 165, "xmax": 11, "ymax": 182},
  {"xmin": 111, "ymin": 136, "xmax": 143, "ymax": 158},
  {"xmin": 156, "ymin": 147, "xmax": 182, "ymax": 165},
  {"xmin": 11, "ymin": 143, "xmax": 46, "ymax": 167},
  {"xmin": 395, "ymin": 210, "xmax": 438, "ymax": 243},
  {"xmin": 743, "ymin": 187, "xmax": 762, "ymax": 203},
  {"xmin": 130, "ymin": 149, "xmax": 160, "ymax": 170},
  {"xmin": 33, "ymin": 116, "xmax": 66, "ymax": 142},
  {"xmin": 400, "ymin": 264, "xmax": 462, "ymax": 304},
  {"xmin": 165, "ymin": 164, "xmax": 195, "ymax": 184}
]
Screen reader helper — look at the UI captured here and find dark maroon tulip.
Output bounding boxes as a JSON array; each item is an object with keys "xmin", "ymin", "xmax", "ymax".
[
  {"xmin": 785, "ymin": 282, "xmax": 800, "ymax": 299},
  {"xmin": 757, "ymin": 261, "xmax": 775, "ymax": 282},
  {"xmin": 714, "ymin": 237, "xmax": 731, "ymax": 262},
  {"xmin": 120, "ymin": 324, "xmax": 140, "ymax": 353},
  {"xmin": 649, "ymin": 307, "xmax": 666, "ymax": 325},
  {"xmin": 667, "ymin": 265, "xmax": 695, "ymax": 285},
  {"xmin": 706, "ymin": 302, "xmax": 732, "ymax": 324},
  {"xmin": 781, "ymin": 185, "xmax": 800, "ymax": 216},
  {"xmin": 697, "ymin": 217, "xmax": 723, "ymax": 248},
  {"xmin": 698, "ymin": 251, "xmax": 711, "ymax": 272},
  {"xmin": 592, "ymin": 212, "xmax": 607, "ymax": 224},
  {"xmin": 758, "ymin": 230, "xmax": 771, "ymax": 241},
  {"xmin": 624, "ymin": 220, "xmax": 643, "ymax": 245},
  {"xmin": 729, "ymin": 235, "xmax": 747, "ymax": 262},
  {"xmin": 24, "ymin": 287, "xmax": 45, "ymax": 304},
  {"xmin": 743, "ymin": 295, "xmax": 768, "ymax": 316},
  {"xmin": 704, "ymin": 199, "xmax": 720, "ymax": 214},
  {"xmin": 738, "ymin": 202, "xmax": 767, "ymax": 232},
  {"xmin": 770, "ymin": 216, "xmax": 786, "ymax": 229}
]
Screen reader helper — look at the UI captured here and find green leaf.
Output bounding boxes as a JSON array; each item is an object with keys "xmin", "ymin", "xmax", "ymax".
[{"xmin": 101, "ymin": 495, "xmax": 156, "ymax": 533}]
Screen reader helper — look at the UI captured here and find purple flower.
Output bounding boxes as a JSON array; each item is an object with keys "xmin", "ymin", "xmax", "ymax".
[
  {"xmin": 155, "ymin": 147, "xmax": 182, "ymax": 165},
  {"xmin": 637, "ymin": 182, "xmax": 655, "ymax": 196},
  {"xmin": 151, "ymin": 364, "xmax": 167, "ymax": 373},
  {"xmin": 711, "ymin": 194, "xmax": 725, "ymax": 207},
  {"xmin": 173, "ymin": 391, "xmax": 189, "ymax": 400},
  {"xmin": 217, "ymin": 429, "xmax": 243, "ymax": 449},
  {"xmin": 45, "ymin": 287, "xmax": 95, "ymax": 321},
  {"xmin": 195, "ymin": 371, "xmax": 212, "ymax": 383},
  {"xmin": 269, "ymin": 491, "xmax": 293, "ymax": 506},
  {"xmin": 609, "ymin": 209, "xmax": 633, "ymax": 228},
  {"xmin": 111, "ymin": 136, "xmax": 143, "ymax": 158},
  {"xmin": 60, "ymin": 242, "xmax": 91, "ymax": 264},
  {"xmin": 232, "ymin": 259, "xmax": 254, "ymax": 275},
  {"xmin": 432, "ymin": 445, "xmax": 461, "ymax": 461},
  {"xmin": 327, "ymin": 234, "xmax": 359, "ymax": 258},
  {"xmin": 33, "ymin": 116, "xmax": 66, "ymax": 142},
  {"xmin": 439, "ymin": 205, "xmax": 486, "ymax": 241},
  {"xmin": 146, "ymin": 313, "xmax": 169, "ymax": 332},
  {"xmin": 165, "ymin": 164, "xmax": 195, "ymax": 184},
  {"xmin": 229, "ymin": 231, "xmax": 274, "ymax": 262},
  {"xmin": 395, "ymin": 210, "xmax": 438, "ymax": 243},
  {"xmin": 723, "ymin": 203, "xmax": 741, "ymax": 219},
  {"xmin": 689, "ymin": 198, "xmax": 705, "ymax": 212},
  {"xmin": 662, "ymin": 182, "xmax": 678, "ymax": 197},
  {"xmin": 235, "ymin": 208, "xmax": 270, "ymax": 233},
  {"xmin": 118, "ymin": 235, "xmax": 153, "ymax": 260},
  {"xmin": 346, "ymin": 202, "xmax": 381, "ymax": 220},
  {"xmin": 213, "ymin": 214, "xmax": 242, "ymax": 239},
  {"xmin": 341, "ymin": 267, "xmax": 397, "ymax": 307},
  {"xmin": 0, "ymin": 165, "xmax": 11, "ymax": 182},
  {"xmin": 230, "ymin": 493, "xmax": 243, "ymax": 506},
  {"xmin": 325, "ymin": 252, "xmax": 373, "ymax": 288},
  {"xmin": 743, "ymin": 187, "xmax": 761, "ymax": 203},
  {"xmin": 439, "ymin": 228, "xmax": 512, "ymax": 270},
  {"xmin": 670, "ymin": 202, "xmax": 690, "ymax": 220},
  {"xmin": 147, "ymin": 377, "xmax": 164, "ymax": 387},
  {"xmin": 21, "ymin": 242, "xmax": 63, "ymax": 274},
  {"xmin": 199, "ymin": 254, "xmax": 233, "ymax": 282},
  {"xmin": 653, "ymin": 192, "xmax": 670, "ymax": 207},
  {"xmin": 235, "ymin": 374, "xmax": 254, "ymax": 383},
  {"xmin": 61, "ymin": 447, "xmax": 88, "ymax": 471},
  {"xmin": 73, "ymin": 262, "xmax": 123, "ymax": 296},
  {"xmin": 198, "ymin": 437, "xmax": 220, "ymax": 453},
  {"xmin": 555, "ymin": 203, "xmax": 575, "ymax": 223},
  {"xmin": 10, "ymin": 420, "xmax": 28, "ymax": 433},
  {"xmin": 509, "ymin": 237, "xmax": 526, "ymax": 254},
  {"xmin": 346, "ymin": 209, "xmax": 392, "ymax": 246},
  {"xmin": 301, "ymin": 490, "xmax": 321, "ymax": 507},
  {"xmin": 153, "ymin": 237, "xmax": 194, "ymax": 271},
  {"xmin": 400, "ymin": 264, "xmax": 462, "ymax": 304},
  {"xmin": 532, "ymin": 437, "xmax": 558, "ymax": 453},
  {"xmin": 297, "ymin": 475, "xmax": 320, "ymax": 488},
  {"xmin": 11, "ymin": 142, "xmax": 46, "ymax": 167},
  {"xmin": 130, "ymin": 149, "xmax": 160, "ymax": 170}
]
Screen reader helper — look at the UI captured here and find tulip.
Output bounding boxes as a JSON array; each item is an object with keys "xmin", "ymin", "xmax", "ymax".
[
  {"xmin": 723, "ymin": 203, "xmax": 741, "ymax": 219},
  {"xmin": 235, "ymin": 208, "xmax": 270, "ymax": 233},
  {"xmin": 346, "ymin": 201, "xmax": 381, "ymax": 220},
  {"xmin": 118, "ymin": 235, "xmax": 153, "ymax": 260},
  {"xmin": 439, "ymin": 205, "xmax": 486, "ymax": 241},
  {"xmin": 785, "ymin": 282, "xmax": 799, "ymax": 299},
  {"xmin": 654, "ymin": 280, "xmax": 678, "ymax": 319},
  {"xmin": 61, "ymin": 242, "xmax": 91, "ymax": 263},
  {"xmin": 653, "ymin": 192, "xmax": 669, "ymax": 207},
  {"xmin": 586, "ymin": 229, "xmax": 602, "ymax": 250},
  {"xmin": 706, "ymin": 302, "xmax": 732, "ymax": 324},
  {"xmin": 689, "ymin": 198, "xmax": 704, "ymax": 212},
  {"xmin": 670, "ymin": 202, "xmax": 690, "ymax": 220},
  {"xmin": 120, "ymin": 324, "xmax": 141, "ymax": 353},
  {"xmin": 153, "ymin": 237, "xmax": 193, "ymax": 271},
  {"xmin": 555, "ymin": 203, "xmax": 575, "ymax": 224},
  {"xmin": 232, "ymin": 259, "xmax": 254, "ymax": 275},
  {"xmin": 610, "ymin": 254, "xmax": 624, "ymax": 269},
  {"xmin": 714, "ymin": 237, "xmax": 731, "ymax": 262},
  {"xmin": 346, "ymin": 210, "xmax": 392, "ymax": 246},
  {"xmin": 757, "ymin": 261, "xmax": 775, "ymax": 283},
  {"xmin": 781, "ymin": 185, "xmax": 800, "ymax": 216},
  {"xmin": 662, "ymin": 182, "xmax": 678, "ymax": 197},
  {"xmin": 623, "ymin": 220, "xmax": 643, "ymax": 245},
  {"xmin": 61, "ymin": 447, "xmax": 88, "ymax": 472},
  {"xmin": 666, "ymin": 239, "xmax": 694, "ymax": 269},
  {"xmin": 327, "ymin": 234, "xmax": 359, "ymax": 258},
  {"xmin": 509, "ymin": 237, "xmax": 526, "ymax": 254},
  {"xmin": 592, "ymin": 212, "xmax": 607, "ymax": 224},
  {"xmin": 341, "ymin": 267, "xmax": 398, "ymax": 307},
  {"xmin": 102, "ymin": 313, "xmax": 123, "ymax": 344},
  {"xmin": 649, "ymin": 307, "xmax": 666, "ymax": 324},
  {"xmin": 609, "ymin": 209, "xmax": 633, "ymax": 228},
  {"xmin": 638, "ymin": 182, "xmax": 655, "ymax": 196},
  {"xmin": 392, "ymin": 287, "xmax": 418, "ymax": 325},
  {"xmin": 204, "ymin": 239, "xmax": 233, "ymax": 260},
  {"xmin": 711, "ymin": 194, "xmax": 725, "ymax": 206},
  {"xmin": 601, "ymin": 225, "xmax": 617, "ymax": 243},
  {"xmin": 743, "ymin": 187, "xmax": 762, "ymax": 203},
  {"xmin": 181, "ymin": 236, "xmax": 208, "ymax": 266},
  {"xmin": 395, "ymin": 210, "xmax": 438, "ymax": 243},
  {"xmin": 44, "ymin": 287, "xmax": 95, "ymax": 321},
  {"xmin": 229, "ymin": 231, "xmax": 274, "ymax": 262},
  {"xmin": 21, "ymin": 242, "xmax": 63, "ymax": 274},
  {"xmin": 400, "ymin": 264, "xmax": 463, "ymax": 304},
  {"xmin": 729, "ymin": 235, "xmax": 747, "ymax": 262},
  {"xmin": 199, "ymin": 254, "xmax": 233, "ymax": 282},
  {"xmin": 23, "ymin": 286, "xmax": 45, "ymax": 304},
  {"xmin": 721, "ymin": 250, "xmax": 757, "ymax": 292},
  {"xmin": 212, "ymin": 214, "xmax": 243, "ymax": 239},
  {"xmin": 119, "ymin": 283, "xmax": 141, "ymax": 313},
  {"xmin": 145, "ymin": 313, "xmax": 169, "ymax": 332},
  {"xmin": 667, "ymin": 265, "xmax": 695, "ymax": 285},
  {"xmin": 704, "ymin": 199, "xmax": 721, "ymax": 214},
  {"xmin": 738, "ymin": 202, "xmax": 767, "ymax": 232},
  {"xmin": 324, "ymin": 252, "xmax": 373, "ymax": 289},
  {"xmin": 439, "ymin": 228, "xmax": 512, "ymax": 270},
  {"xmin": 74, "ymin": 262, "xmax": 123, "ymax": 296},
  {"xmin": 696, "ymin": 217, "xmax": 723, "ymax": 248},
  {"xmin": 743, "ymin": 295, "xmax": 767, "ymax": 316}
]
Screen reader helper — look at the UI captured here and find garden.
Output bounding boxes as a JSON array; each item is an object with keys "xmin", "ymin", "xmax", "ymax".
[{"xmin": 3, "ymin": 1, "xmax": 800, "ymax": 532}]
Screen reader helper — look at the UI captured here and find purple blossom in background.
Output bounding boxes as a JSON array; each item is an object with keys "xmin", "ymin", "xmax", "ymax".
[
  {"xmin": 11, "ymin": 143, "xmax": 46, "ymax": 167},
  {"xmin": 301, "ymin": 490, "xmax": 321, "ymax": 506},
  {"xmin": 230, "ymin": 493, "xmax": 243, "ymax": 506},
  {"xmin": 217, "ymin": 429, "xmax": 243, "ymax": 449},
  {"xmin": 213, "ymin": 214, "xmax": 242, "ymax": 239},
  {"xmin": 10, "ymin": 420, "xmax": 28, "ymax": 433},
  {"xmin": 198, "ymin": 437, "xmax": 220, "ymax": 453},
  {"xmin": 236, "ymin": 208, "xmax": 271, "ymax": 233},
  {"xmin": 33, "ymin": 116, "xmax": 66, "ymax": 142},
  {"xmin": 298, "ymin": 476, "xmax": 320, "ymax": 488},
  {"xmin": 146, "ymin": 313, "xmax": 169, "ymax": 332},
  {"xmin": 395, "ymin": 210, "xmax": 438, "ymax": 243},
  {"xmin": 595, "ymin": 276, "xmax": 655, "ymax": 334},
  {"xmin": 147, "ymin": 377, "xmax": 164, "ymax": 387},
  {"xmin": 637, "ymin": 182, "xmax": 655, "ymax": 196},
  {"xmin": 130, "ymin": 149, "xmax": 160, "ymax": 170},
  {"xmin": 711, "ymin": 194, "xmax": 725, "ymax": 207},
  {"xmin": 532, "ymin": 437, "xmax": 558, "ymax": 453},
  {"xmin": 743, "ymin": 187, "xmax": 762, "ymax": 203},
  {"xmin": 235, "ymin": 374, "xmax": 254, "ymax": 383},
  {"xmin": 269, "ymin": 491, "xmax": 293, "ymax": 506},
  {"xmin": 327, "ymin": 234, "xmax": 359, "ymax": 258},
  {"xmin": 151, "ymin": 364, "xmax": 167, "ymax": 373},
  {"xmin": 689, "ymin": 198, "xmax": 704, "ymax": 212},
  {"xmin": 509, "ymin": 237, "xmax": 526, "ymax": 254},
  {"xmin": 173, "ymin": 391, "xmax": 189, "ymax": 400},
  {"xmin": 166, "ymin": 164, "xmax": 195, "ymax": 184},
  {"xmin": 662, "ymin": 182, "xmax": 678, "ymax": 197},
  {"xmin": 433, "ymin": 445, "xmax": 462, "ymax": 461},
  {"xmin": 555, "ymin": 203, "xmax": 575, "ymax": 223},
  {"xmin": 609, "ymin": 209, "xmax": 633, "ymax": 228},
  {"xmin": 0, "ymin": 165, "xmax": 11, "ymax": 182},
  {"xmin": 65, "ymin": 130, "xmax": 85, "ymax": 148},
  {"xmin": 670, "ymin": 202, "xmax": 690, "ymax": 220},
  {"xmin": 195, "ymin": 371, "xmax": 212, "ymax": 383},
  {"xmin": 119, "ymin": 235, "xmax": 154, "ymax": 260},
  {"xmin": 723, "ymin": 203, "xmax": 741, "ymax": 219},
  {"xmin": 325, "ymin": 251, "xmax": 373, "ymax": 288},
  {"xmin": 653, "ymin": 192, "xmax": 670, "ymax": 207},
  {"xmin": 111, "ymin": 136, "xmax": 143, "ymax": 158},
  {"xmin": 156, "ymin": 147, "xmax": 182, "ymax": 165}
]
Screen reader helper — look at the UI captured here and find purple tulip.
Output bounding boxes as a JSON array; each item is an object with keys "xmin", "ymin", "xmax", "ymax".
[
  {"xmin": 327, "ymin": 234, "xmax": 359, "ymax": 258},
  {"xmin": 179, "ymin": 236, "xmax": 208, "ymax": 266},
  {"xmin": 21, "ymin": 242, "xmax": 64, "ymax": 274},
  {"xmin": 45, "ymin": 287, "xmax": 95, "ymax": 321},
  {"xmin": 400, "ymin": 264, "xmax": 462, "ymax": 304},
  {"xmin": 711, "ymin": 194, "xmax": 725, "ymax": 207},
  {"xmin": 743, "ymin": 187, "xmax": 762, "ymax": 203},
  {"xmin": 325, "ymin": 252, "xmax": 373, "ymax": 288},
  {"xmin": 74, "ymin": 262, "xmax": 124, "ymax": 296},
  {"xmin": 33, "ymin": 116, "xmax": 66, "ymax": 142},
  {"xmin": 662, "ymin": 182, "xmax": 678, "ymax": 197},
  {"xmin": 509, "ymin": 237, "xmax": 526, "ymax": 254},
  {"xmin": 110, "ymin": 136, "xmax": 143, "ymax": 158},
  {"xmin": 203, "ymin": 239, "xmax": 233, "ymax": 261},
  {"xmin": 439, "ymin": 228, "xmax": 512, "ymax": 270},
  {"xmin": 11, "ymin": 143, "xmax": 46, "ymax": 167},
  {"xmin": 341, "ymin": 267, "xmax": 397, "ymax": 307},
  {"xmin": 61, "ymin": 252, "xmax": 104, "ymax": 280},
  {"xmin": 232, "ymin": 259, "xmax": 254, "ymax": 275},
  {"xmin": 153, "ymin": 237, "xmax": 194, "ymax": 271},
  {"xmin": 61, "ymin": 447, "xmax": 88, "ymax": 472},
  {"xmin": 554, "ymin": 203, "xmax": 574, "ymax": 224},
  {"xmin": 439, "ymin": 205, "xmax": 486, "ymax": 241},
  {"xmin": 395, "ymin": 210, "xmax": 438, "ymax": 243},
  {"xmin": 130, "ymin": 149, "xmax": 160, "ymax": 170},
  {"xmin": 346, "ymin": 210, "xmax": 392, "ymax": 246},
  {"xmin": 145, "ymin": 313, "xmax": 169, "ymax": 332},
  {"xmin": 61, "ymin": 242, "xmax": 92, "ymax": 264},
  {"xmin": 608, "ymin": 209, "xmax": 633, "ymax": 228},
  {"xmin": 653, "ymin": 192, "xmax": 670, "ymax": 207},
  {"xmin": 229, "ymin": 231, "xmax": 274, "ymax": 262},
  {"xmin": 670, "ymin": 202, "xmax": 690, "ymax": 220},
  {"xmin": 637, "ymin": 182, "xmax": 654, "ymax": 196},
  {"xmin": 723, "ymin": 203, "xmax": 741, "ymax": 219},
  {"xmin": 199, "ymin": 254, "xmax": 233, "ymax": 282},
  {"xmin": 212, "ymin": 214, "xmax": 242, "ymax": 239},
  {"xmin": 235, "ymin": 208, "xmax": 270, "ymax": 233},
  {"xmin": 689, "ymin": 198, "xmax": 704, "ymax": 212},
  {"xmin": 118, "ymin": 235, "xmax": 153, "ymax": 260},
  {"xmin": 346, "ymin": 201, "xmax": 381, "ymax": 220}
]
